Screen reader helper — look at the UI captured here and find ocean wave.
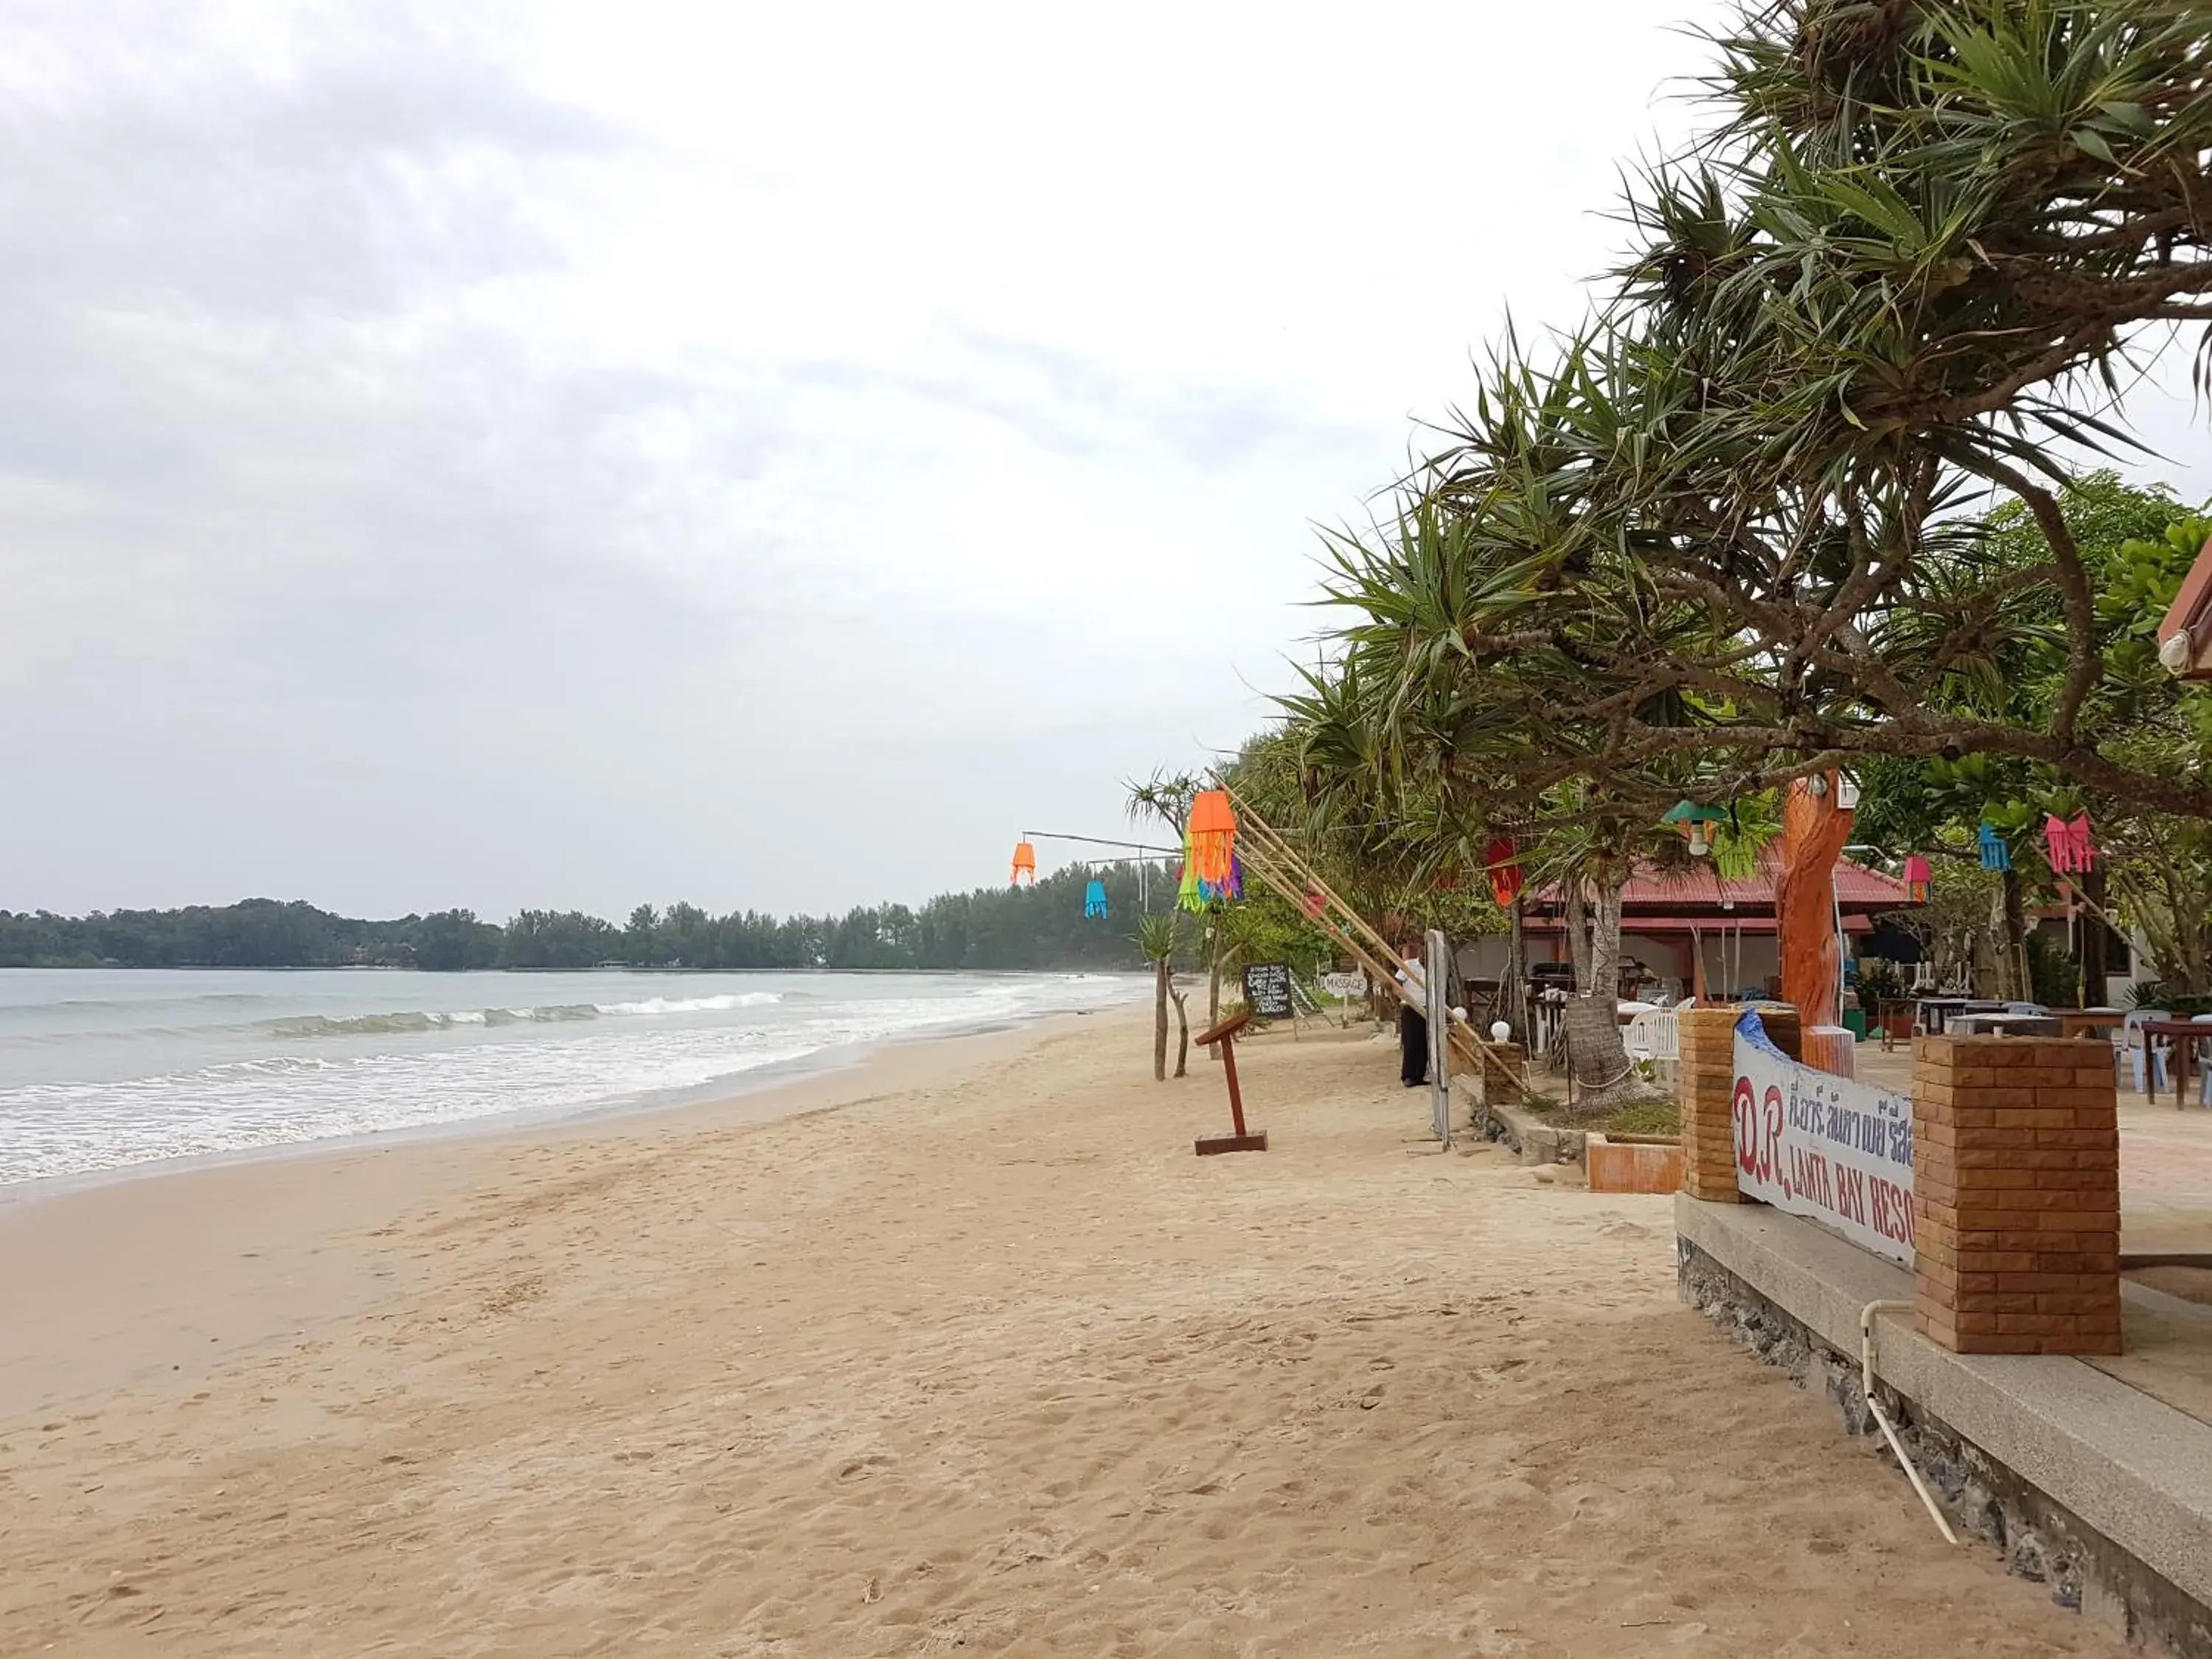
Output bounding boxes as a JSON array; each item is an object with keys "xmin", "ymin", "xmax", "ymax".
[
  {"xmin": 261, "ymin": 991, "xmax": 784, "ymax": 1039},
  {"xmin": 594, "ymin": 992, "xmax": 783, "ymax": 1016},
  {"xmin": 0, "ymin": 975, "xmax": 1149, "ymax": 1185}
]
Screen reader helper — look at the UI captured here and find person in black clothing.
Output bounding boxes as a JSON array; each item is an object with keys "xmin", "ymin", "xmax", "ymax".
[{"xmin": 1397, "ymin": 939, "xmax": 1428, "ymax": 1088}]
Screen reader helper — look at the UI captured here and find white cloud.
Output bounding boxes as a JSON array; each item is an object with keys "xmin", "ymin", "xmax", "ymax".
[{"xmin": 2, "ymin": 0, "xmax": 2202, "ymax": 920}]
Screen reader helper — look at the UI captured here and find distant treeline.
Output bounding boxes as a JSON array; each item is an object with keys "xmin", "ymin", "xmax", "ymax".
[{"xmin": 0, "ymin": 863, "xmax": 1172, "ymax": 973}]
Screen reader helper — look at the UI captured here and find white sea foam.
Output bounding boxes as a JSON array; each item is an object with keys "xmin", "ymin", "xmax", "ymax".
[
  {"xmin": 0, "ymin": 970, "xmax": 1137, "ymax": 1186},
  {"xmin": 593, "ymin": 992, "xmax": 782, "ymax": 1016}
]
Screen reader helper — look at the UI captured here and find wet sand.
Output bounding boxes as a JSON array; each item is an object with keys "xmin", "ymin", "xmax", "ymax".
[{"xmin": 0, "ymin": 1009, "xmax": 2124, "ymax": 1655}]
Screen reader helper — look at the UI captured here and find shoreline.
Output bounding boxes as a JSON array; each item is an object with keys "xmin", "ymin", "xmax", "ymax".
[
  {"xmin": 0, "ymin": 1007, "xmax": 1116, "ymax": 1418},
  {"xmin": 0, "ymin": 996, "xmax": 1091, "ymax": 1213}
]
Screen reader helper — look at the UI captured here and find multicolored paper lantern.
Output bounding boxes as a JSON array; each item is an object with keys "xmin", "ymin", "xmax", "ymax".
[
  {"xmin": 1186, "ymin": 791, "xmax": 1237, "ymax": 888},
  {"xmin": 1902, "ymin": 855, "xmax": 1932, "ymax": 902},
  {"xmin": 1176, "ymin": 792, "xmax": 1241, "ymax": 911},
  {"xmin": 1010, "ymin": 841, "xmax": 1037, "ymax": 886},
  {"xmin": 1083, "ymin": 878, "xmax": 1108, "ymax": 919}
]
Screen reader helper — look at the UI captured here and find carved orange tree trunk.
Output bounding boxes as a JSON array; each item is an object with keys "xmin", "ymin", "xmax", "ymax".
[{"xmin": 1773, "ymin": 774, "xmax": 1854, "ymax": 1029}]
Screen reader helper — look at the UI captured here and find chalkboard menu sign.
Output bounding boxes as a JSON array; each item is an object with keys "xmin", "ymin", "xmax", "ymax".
[{"xmin": 1242, "ymin": 961, "xmax": 1293, "ymax": 1020}]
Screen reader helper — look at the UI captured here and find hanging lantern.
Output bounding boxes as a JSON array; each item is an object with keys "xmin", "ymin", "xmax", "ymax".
[
  {"xmin": 1010, "ymin": 841, "xmax": 1037, "ymax": 886},
  {"xmin": 1662, "ymin": 800, "xmax": 1728, "ymax": 858},
  {"xmin": 2073, "ymin": 812, "xmax": 2098, "ymax": 872},
  {"xmin": 1977, "ymin": 823, "xmax": 2011, "ymax": 872},
  {"xmin": 1902, "ymin": 855, "xmax": 1932, "ymax": 902},
  {"xmin": 1083, "ymin": 878, "xmax": 1108, "ymax": 919},
  {"xmin": 2043, "ymin": 812, "xmax": 2096, "ymax": 875},
  {"xmin": 1178, "ymin": 830, "xmax": 1244, "ymax": 912},
  {"xmin": 1177, "ymin": 837, "xmax": 1204, "ymax": 912},
  {"xmin": 1484, "ymin": 836, "xmax": 1523, "ymax": 908},
  {"xmin": 1186, "ymin": 790, "xmax": 1237, "ymax": 896}
]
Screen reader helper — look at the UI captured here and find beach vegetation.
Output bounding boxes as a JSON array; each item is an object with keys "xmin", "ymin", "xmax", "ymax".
[{"xmin": 1270, "ymin": 0, "xmax": 2212, "ymax": 1046}]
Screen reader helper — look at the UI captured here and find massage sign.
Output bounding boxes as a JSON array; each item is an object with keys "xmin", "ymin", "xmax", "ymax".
[{"xmin": 1730, "ymin": 1009, "xmax": 1916, "ymax": 1265}]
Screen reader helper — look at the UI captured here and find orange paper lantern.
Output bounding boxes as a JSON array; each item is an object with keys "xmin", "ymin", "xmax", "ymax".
[
  {"xmin": 1186, "ymin": 790, "xmax": 1237, "ymax": 888},
  {"xmin": 1010, "ymin": 841, "xmax": 1037, "ymax": 886}
]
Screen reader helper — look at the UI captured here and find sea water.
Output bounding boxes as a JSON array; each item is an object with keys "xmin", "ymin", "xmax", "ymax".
[{"xmin": 0, "ymin": 968, "xmax": 1140, "ymax": 1186}]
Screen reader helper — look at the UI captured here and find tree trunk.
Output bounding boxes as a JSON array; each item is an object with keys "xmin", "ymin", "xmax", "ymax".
[
  {"xmin": 1169, "ymin": 987, "xmax": 1190, "ymax": 1077},
  {"xmin": 2000, "ymin": 866, "xmax": 2028, "ymax": 1001},
  {"xmin": 1562, "ymin": 881, "xmax": 1593, "ymax": 988},
  {"xmin": 1152, "ymin": 959, "xmax": 1170, "ymax": 1081},
  {"xmin": 2079, "ymin": 866, "xmax": 2108, "ymax": 1006},
  {"xmin": 1560, "ymin": 876, "xmax": 1642, "ymax": 1102}
]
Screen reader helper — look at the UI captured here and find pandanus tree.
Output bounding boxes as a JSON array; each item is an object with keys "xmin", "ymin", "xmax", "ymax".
[
  {"xmin": 1291, "ymin": 0, "xmax": 2212, "ymax": 1083},
  {"xmin": 1464, "ymin": 0, "xmax": 2212, "ymax": 817},
  {"xmin": 1285, "ymin": 467, "xmax": 1728, "ymax": 1104},
  {"xmin": 1295, "ymin": 3, "xmax": 2207, "ymax": 836}
]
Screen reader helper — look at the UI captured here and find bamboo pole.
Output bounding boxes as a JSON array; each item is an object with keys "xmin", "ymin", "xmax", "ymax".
[
  {"xmin": 1227, "ymin": 787, "xmax": 1414, "ymax": 981},
  {"xmin": 1235, "ymin": 827, "xmax": 1492, "ymax": 1074},
  {"xmin": 1231, "ymin": 799, "xmax": 1498, "ymax": 1074}
]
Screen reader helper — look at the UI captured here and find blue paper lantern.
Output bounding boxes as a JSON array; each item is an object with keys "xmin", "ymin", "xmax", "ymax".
[
  {"xmin": 1083, "ymin": 878, "xmax": 1108, "ymax": 919},
  {"xmin": 1977, "ymin": 823, "xmax": 2011, "ymax": 872}
]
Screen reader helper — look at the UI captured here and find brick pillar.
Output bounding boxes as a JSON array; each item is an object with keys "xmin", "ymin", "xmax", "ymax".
[
  {"xmin": 1913, "ymin": 1036, "xmax": 2122, "ymax": 1355},
  {"xmin": 1477, "ymin": 1042, "xmax": 1527, "ymax": 1107},
  {"xmin": 1678, "ymin": 1007, "xmax": 1742, "ymax": 1201}
]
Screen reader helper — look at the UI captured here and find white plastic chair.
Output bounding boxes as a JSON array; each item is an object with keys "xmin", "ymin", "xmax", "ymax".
[
  {"xmin": 2121, "ymin": 1010, "xmax": 2172, "ymax": 1096},
  {"xmin": 1624, "ymin": 1009, "xmax": 1680, "ymax": 1085}
]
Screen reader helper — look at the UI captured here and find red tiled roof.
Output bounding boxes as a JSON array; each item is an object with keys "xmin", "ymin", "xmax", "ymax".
[
  {"xmin": 1526, "ymin": 847, "xmax": 1917, "ymax": 916},
  {"xmin": 1523, "ymin": 914, "xmax": 1879, "ymax": 935}
]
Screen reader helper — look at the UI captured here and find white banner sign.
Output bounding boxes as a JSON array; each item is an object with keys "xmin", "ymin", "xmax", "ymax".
[
  {"xmin": 1732, "ymin": 1009, "xmax": 1916, "ymax": 1265},
  {"xmin": 1319, "ymin": 972, "xmax": 1368, "ymax": 1000}
]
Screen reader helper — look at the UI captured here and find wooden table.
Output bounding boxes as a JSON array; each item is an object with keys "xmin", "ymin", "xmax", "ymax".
[
  {"xmin": 2140, "ymin": 1018, "xmax": 2212, "ymax": 1110},
  {"xmin": 1950, "ymin": 1013, "xmax": 2062, "ymax": 1038},
  {"xmin": 2053, "ymin": 1009, "xmax": 2124, "ymax": 1041},
  {"xmin": 1914, "ymin": 997, "xmax": 2005, "ymax": 1036}
]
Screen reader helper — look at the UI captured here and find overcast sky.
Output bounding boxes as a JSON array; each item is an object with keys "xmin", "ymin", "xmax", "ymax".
[{"xmin": 5, "ymin": 2, "xmax": 2206, "ymax": 922}]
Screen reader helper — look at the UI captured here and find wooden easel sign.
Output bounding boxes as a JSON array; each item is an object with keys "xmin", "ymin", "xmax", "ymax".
[{"xmin": 1193, "ymin": 1009, "xmax": 1267, "ymax": 1155}]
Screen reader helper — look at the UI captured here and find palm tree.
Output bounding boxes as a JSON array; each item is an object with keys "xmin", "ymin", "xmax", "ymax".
[{"xmin": 1132, "ymin": 911, "xmax": 1189, "ymax": 1079}]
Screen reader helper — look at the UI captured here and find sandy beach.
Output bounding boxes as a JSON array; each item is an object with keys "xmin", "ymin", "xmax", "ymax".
[{"xmin": 0, "ymin": 1009, "xmax": 2123, "ymax": 1656}]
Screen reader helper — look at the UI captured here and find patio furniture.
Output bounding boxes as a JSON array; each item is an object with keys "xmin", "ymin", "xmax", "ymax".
[
  {"xmin": 1624, "ymin": 1009, "xmax": 1680, "ymax": 1085},
  {"xmin": 2136, "ymin": 1017, "xmax": 2208, "ymax": 1107},
  {"xmin": 1914, "ymin": 997, "xmax": 2005, "ymax": 1036},
  {"xmin": 1950, "ymin": 1012, "xmax": 2063, "ymax": 1039},
  {"xmin": 2121, "ymin": 1010, "xmax": 2174, "ymax": 1096},
  {"xmin": 2054, "ymin": 1009, "xmax": 2124, "ymax": 1041}
]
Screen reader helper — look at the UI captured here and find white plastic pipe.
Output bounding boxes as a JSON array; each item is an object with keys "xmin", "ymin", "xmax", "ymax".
[{"xmin": 1860, "ymin": 1299, "xmax": 1961, "ymax": 1545}]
